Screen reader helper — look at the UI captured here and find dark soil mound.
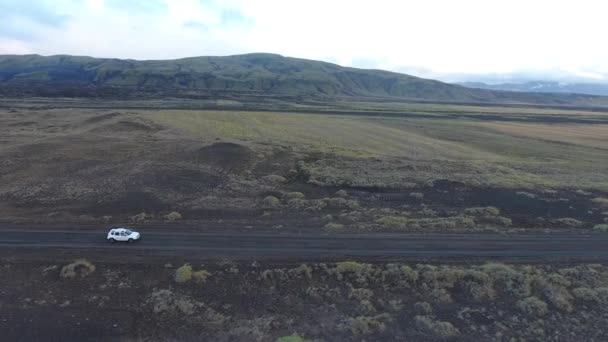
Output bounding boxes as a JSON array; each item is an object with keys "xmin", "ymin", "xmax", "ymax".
[
  {"xmin": 83, "ymin": 112, "xmax": 122, "ymax": 124},
  {"xmin": 193, "ymin": 142, "xmax": 255, "ymax": 171}
]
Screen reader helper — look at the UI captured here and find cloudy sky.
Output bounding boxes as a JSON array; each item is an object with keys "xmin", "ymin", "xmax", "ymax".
[{"xmin": 1, "ymin": 0, "xmax": 607, "ymax": 83}]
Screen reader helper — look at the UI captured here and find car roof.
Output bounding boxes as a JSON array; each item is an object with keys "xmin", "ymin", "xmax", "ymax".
[{"xmin": 110, "ymin": 228, "xmax": 130, "ymax": 231}]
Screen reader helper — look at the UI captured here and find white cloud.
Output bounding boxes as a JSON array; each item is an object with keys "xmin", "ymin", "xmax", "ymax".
[{"xmin": 1, "ymin": 0, "xmax": 608, "ymax": 82}]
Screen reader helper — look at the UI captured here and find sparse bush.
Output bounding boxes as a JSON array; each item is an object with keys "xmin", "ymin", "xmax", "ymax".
[
  {"xmin": 492, "ymin": 216, "xmax": 513, "ymax": 227},
  {"xmin": 409, "ymin": 192, "xmax": 424, "ymax": 200},
  {"xmin": 413, "ymin": 301, "xmax": 432, "ymax": 315},
  {"xmin": 542, "ymin": 285, "xmax": 574, "ymax": 312},
  {"xmin": 458, "ymin": 270, "xmax": 495, "ymax": 301},
  {"xmin": 375, "ymin": 215, "xmax": 408, "ymax": 228},
  {"xmin": 465, "ymin": 206, "xmax": 500, "ymax": 217},
  {"xmin": 262, "ymin": 196, "xmax": 281, "ymax": 209},
  {"xmin": 291, "ymin": 264, "xmax": 313, "ymax": 279},
  {"xmin": 192, "ymin": 270, "xmax": 211, "ymax": 283},
  {"xmin": 285, "ymin": 192, "xmax": 305, "ymax": 200},
  {"xmin": 572, "ymin": 287, "xmax": 599, "ymax": 302},
  {"xmin": 429, "ymin": 288, "xmax": 452, "ymax": 304},
  {"xmin": 553, "ymin": 218, "xmax": 584, "ymax": 228},
  {"xmin": 130, "ymin": 212, "xmax": 148, "ymax": 222},
  {"xmin": 593, "ymin": 224, "xmax": 608, "ymax": 232},
  {"xmin": 335, "ymin": 189, "xmax": 348, "ymax": 198},
  {"xmin": 336, "ymin": 261, "xmax": 365, "ymax": 274},
  {"xmin": 262, "ymin": 174, "xmax": 287, "ymax": 184},
  {"xmin": 324, "ymin": 222, "xmax": 344, "ymax": 230},
  {"xmin": 60, "ymin": 259, "xmax": 96, "ymax": 279},
  {"xmin": 276, "ymin": 334, "xmax": 306, "ymax": 342},
  {"xmin": 175, "ymin": 264, "xmax": 193, "ymax": 283},
  {"xmin": 414, "ymin": 315, "xmax": 460, "ymax": 339},
  {"xmin": 148, "ymin": 289, "xmax": 201, "ymax": 316},
  {"xmin": 344, "ymin": 314, "xmax": 392, "ymax": 336},
  {"xmin": 516, "ymin": 191, "xmax": 536, "ymax": 199},
  {"xmin": 481, "ymin": 263, "xmax": 530, "ymax": 298},
  {"xmin": 595, "ymin": 287, "xmax": 608, "ymax": 303},
  {"xmin": 517, "ymin": 296, "xmax": 548, "ymax": 317},
  {"xmin": 325, "ymin": 197, "xmax": 359, "ymax": 210},
  {"xmin": 164, "ymin": 211, "xmax": 182, "ymax": 221},
  {"xmin": 408, "ymin": 216, "xmax": 476, "ymax": 229},
  {"xmin": 349, "ymin": 287, "xmax": 374, "ymax": 301},
  {"xmin": 591, "ymin": 197, "xmax": 608, "ymax": 208}
]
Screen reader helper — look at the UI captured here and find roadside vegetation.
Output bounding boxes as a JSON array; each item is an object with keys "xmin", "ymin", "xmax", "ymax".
[{"xmin": 5, "ymin": 259, "xmax": 608, "ymax": 341}]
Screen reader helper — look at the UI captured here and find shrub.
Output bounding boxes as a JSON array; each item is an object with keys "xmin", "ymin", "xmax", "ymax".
[
  {"xmin": 429, "ymin": 288, "xmax": 452, "ymax": 304},
  {"xmin": 262, "ymin": 174, "xmax": 287, "ymax": 184},
  {"xmin": 591, "ymin": 197, "xmax": 608, "ymax": 207},
  {"xmin": 60, "ymin": 259, "xmax": 96, "ymax": 279},
  {"xmin": 325, "ymin": 197, "xmax": 359, "ymax": 209},
  {"xmin": 324, "ymin": 222, "xmax": 344, "ymax": 230},
  {"xmin": 459, "ymin": 270, "xmax": 495, "ymax": 301},
  {"xmin": 595, "ymin": 287, "xmax": 608, "ymax": 303},
  {"xmin": 376, "ymin": 216, "xmax": 408, "ymax": 228},
  {"xmin": 175, "ymin": 264, "xmax": 193, "ymax": 283},
  {"xmin": 276, "ymin": 335, "xmax": 306, "ymax": 342},
  {"xmin": 516, "ymin": 191, "xmax": 536, "ymax": 199},
  {"xmin": 517, "ymin": 296, "xmax": 548, "ymax": 317},
  {"xmin": 409, "ymin": 192, "xmax": 424, "ymax": 200},
  {"xmin": 553, "ymin": 218, "xmax": 584, "ymax": 228},
  {"xmin": 192, "ymin": 270, "xmax": 211, "ymax": 283},
  {"xmin": 414, "ymin": 315, "xmax": 460, "ymax": 339},
  {"xmin": 291, "ymin": 264, "xmax": 313, "ymax": 279},
  {"xmin": 413, "ymin": 301, "xmax": 432, "ymax": 315},
  {"xmin": 335, "ymin": 189, "xmax": 348, "ymax": 198},
  {"xmin": 481, "ymin": 263, "xmax": 530, "ymax": 298},
  {"xmin": 336, "ymin": 261, "xmax": 365, "ymax": 274},
  {"xmin": 593, "ymin": 224, "xmax": 608, "ymax": 232},
  {"xmin": 493, "ymin": 216, "xmax": 513, "ymax": 227},
  {"xmin": 130, "ymin": 212, "xmax": 148, "ymax": 222},
  {"xmin": 262, "ymin": 196, "xmax": 281, "ymax": 209},
  {"xmin": 164, "ymin": 211, "xmax": 182, "ymax": 221},
  {"xmin": 344, "ymin": 314, "xmax": 391, "ymax": 336},
  {"xmin": 542, "ymin": 285, "xmax": 574, "ymax": 312},
  {"xmin": 464, "ymin": 206, "xmax": 500, "ymax": 217},
  {"xmin": 572, "ymin": 287, "xmax": 599, "ymax": 302},
  {"xmin": 147, "ymin": 289, "xmax": 202, "ymax": 316},
  {"xmin": 285, "ymin": 192, "xmax": 305, "ymax": 200}
]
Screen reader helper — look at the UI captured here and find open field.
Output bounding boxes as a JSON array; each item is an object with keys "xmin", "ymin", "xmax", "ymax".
[
  {"xmin": 1, "ymin": 100, "xmax": 608, "ymax": 231},
  {"xmin": 2, "ymin": 255, "xmax": 608, "ymax": 341}
]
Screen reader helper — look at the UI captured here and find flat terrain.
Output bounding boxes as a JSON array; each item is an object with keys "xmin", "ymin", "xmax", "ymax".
[
  {"xmin": 1, "ymin": 99, "xmax": 607, "ymax": 232},
  {"xmin": 3, "ymin": 98, "xmax": 608, "ymax": 341}
]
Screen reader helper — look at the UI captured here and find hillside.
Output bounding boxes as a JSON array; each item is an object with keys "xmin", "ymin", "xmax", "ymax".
[
  {"xmin": 459, "ymin": 81, "xmax": 608, "ymax": 97},
  {"xmin": 1, "ymin": 53, "xmax": 607, "ymax": 106}
]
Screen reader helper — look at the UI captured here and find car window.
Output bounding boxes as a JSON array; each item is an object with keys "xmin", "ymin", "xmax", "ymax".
[{"xmin": 124, "ymin": 230, "xmax": 132, "ymax": 234}]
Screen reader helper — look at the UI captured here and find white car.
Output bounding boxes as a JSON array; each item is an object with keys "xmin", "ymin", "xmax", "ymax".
[{"xmin": 107, "ymin": 228, "xmax": 141, "ymax": 243}]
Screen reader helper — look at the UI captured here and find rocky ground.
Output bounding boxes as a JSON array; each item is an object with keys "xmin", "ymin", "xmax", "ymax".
[{"xmin": 2, "ymin": 257, "xmax": 608, "ymax": 341}]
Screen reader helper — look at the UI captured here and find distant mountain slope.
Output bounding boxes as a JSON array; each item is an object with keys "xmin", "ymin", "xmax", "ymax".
[
  {"xmin": 0, "ymin": 53, "xmax": 607, "ymax": 106},
  {"xmin": 458, "ymin": 81, "xmax": 608, "ymax": 97}
]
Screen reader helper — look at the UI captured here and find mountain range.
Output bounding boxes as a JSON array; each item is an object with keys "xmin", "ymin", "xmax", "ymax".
[{"xmin": 0, "ymin": 53, "xmax": 606, "ymax": 106}]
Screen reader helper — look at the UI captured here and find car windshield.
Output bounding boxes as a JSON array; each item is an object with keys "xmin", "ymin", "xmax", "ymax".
[{"xmin": 123, "ymin": 230, "xmax": 132, "ymax": 234}]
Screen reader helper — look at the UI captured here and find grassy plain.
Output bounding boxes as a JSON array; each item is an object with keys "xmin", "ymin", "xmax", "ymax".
[{"xmin": 1, "ymin": 100, "xmax": 607, "ymax": 230}]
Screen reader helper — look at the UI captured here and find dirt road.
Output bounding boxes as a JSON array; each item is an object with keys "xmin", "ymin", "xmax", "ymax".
[{"xmin": 1, "ymin": 230, "xmax": 608, "ymax": 261}]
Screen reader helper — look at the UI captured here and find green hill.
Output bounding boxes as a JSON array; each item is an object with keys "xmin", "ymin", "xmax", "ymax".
[{"xmin": 0, "ymin": 53, "xmax": 606, "ymax": 106}]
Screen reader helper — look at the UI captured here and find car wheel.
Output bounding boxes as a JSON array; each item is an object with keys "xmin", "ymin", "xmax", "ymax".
[
  {"xmin": 128, "ymin": 238, "xmax": 133, "ymax": 243},
  {"xmin": 109, "ymin": 238, "xmax": 115, "ymax": 243}
]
